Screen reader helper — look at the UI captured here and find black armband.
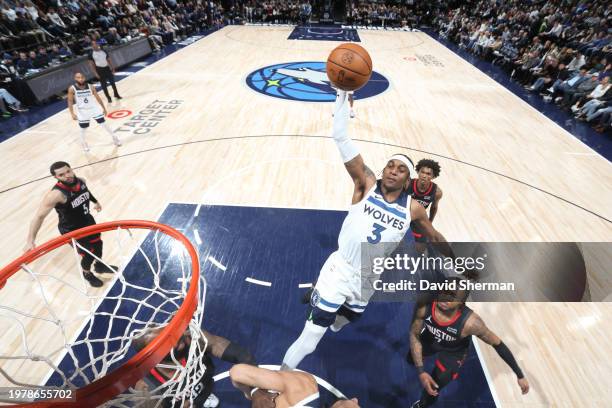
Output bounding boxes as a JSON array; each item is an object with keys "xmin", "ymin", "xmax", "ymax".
[
  {"xmin": 221, "ymin": 342, "xmax": 256, "ymax": 365},
  {"xmin": 89, "ymin": 194, "xmax": 98, "ymax": 204},
  {"xmin": 415, "ymin": 365, "xmax": 425, "ymax": 374},
  {"xmin": 493, "ymin": 341, "xmax": 524, "ymax": 379}
]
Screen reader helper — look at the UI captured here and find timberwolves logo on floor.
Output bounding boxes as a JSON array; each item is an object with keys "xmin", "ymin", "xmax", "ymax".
[{"xmin": 246, "ymin": 61, "xmax": 389, "ymax": 102}]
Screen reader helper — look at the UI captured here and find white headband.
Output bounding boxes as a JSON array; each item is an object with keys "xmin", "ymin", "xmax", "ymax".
[{"xmin": 388, "ymin": 154, "xmax": 415, "ymax": 176}]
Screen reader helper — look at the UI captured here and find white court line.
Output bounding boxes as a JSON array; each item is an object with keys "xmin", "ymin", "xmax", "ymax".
[
  {"xmin": 193, "ymin": 229, "xmax": 202, "ymax": 246},
  {"xmin": 213, "ymin": 364, "xmax": 346, "ymax": 399},
  {"xmin": 207, "ymin": 256, "xmax": 226, "ymax": 271},
  {"xmin": 245, "ymin": 277, "xmax": 272, "ymax": 287},
  {"xmin": 298, "ymin": 283, "xmax": 313, "ymax": 288},
  {"xmin": 473, "ymin": 339, "xmax": 502, "ymax": 408}
]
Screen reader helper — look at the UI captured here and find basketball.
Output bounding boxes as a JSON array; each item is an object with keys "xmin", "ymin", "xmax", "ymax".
[{"xmin": 326, "ymin": 43, "xmax": 373, "ymax": 91}]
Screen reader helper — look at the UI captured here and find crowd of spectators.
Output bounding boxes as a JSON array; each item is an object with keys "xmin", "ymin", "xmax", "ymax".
[
  {"xmin": 241, "ymin": 1, "xmax": 311, "ymax": 25},
  {"xmin": 434, "ymin": 0, "xmax": 611, "ymax": 133},
  {"xmin": 0, "ymin": 0, "xmax": 226, "ymax": 118},
  {"xmin": 347, "ymin": 2, "xmax": 425, "ymax": 28}
]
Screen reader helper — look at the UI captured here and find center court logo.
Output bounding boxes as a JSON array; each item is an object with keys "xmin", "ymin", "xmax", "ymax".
[{"xmin": 246, "ymin": 61, "xmax": 389, "ymax": 102}]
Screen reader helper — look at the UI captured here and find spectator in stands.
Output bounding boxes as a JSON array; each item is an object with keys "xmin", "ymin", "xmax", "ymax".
[
  {"xmin": 0, "ymin": 86, "xmax": 27, "ymax": 113},
  {"xmin": 575, "ymin": 77, "xmax": 612, "ymax": 117},
  {"xmin": 15, "ymin": 50, "xmax": 32, "ymax": 76},
  {"xmin": 33, "ymin": 45, "xmax": 49, "ymax": 68},
  {"xmin": 560, "ymin": 73, "xmax": 599, "ymax": 108},
  {"xmin": 1, "ymin": 2, "xmax": 17, "ymax": 22}
]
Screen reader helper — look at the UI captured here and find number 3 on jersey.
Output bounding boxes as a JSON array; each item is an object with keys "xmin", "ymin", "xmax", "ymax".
[{"xmin": 367, "ymin": 222, "xmax": 386, "ymax": 244}]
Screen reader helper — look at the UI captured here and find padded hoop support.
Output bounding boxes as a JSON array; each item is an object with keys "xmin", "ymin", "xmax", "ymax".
[{"xmin": 0, "ymin": 220, "xmax": 200, "ymax": 407}]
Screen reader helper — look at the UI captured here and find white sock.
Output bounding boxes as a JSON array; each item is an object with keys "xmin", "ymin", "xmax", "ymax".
[
  {"xmin": 330, "ymin": 315, "xmax": 350, "ymax": 332},
  {"xmin": 282, "ymin": 321, "xmax": 327, "ymax": 369},
  {"xmin": 101, "ymin": 122, "xmax": 121, "ymax": 145},
  {"xmin": 79, "ymin": 128, "xmax": 89, "ymax": 151}
]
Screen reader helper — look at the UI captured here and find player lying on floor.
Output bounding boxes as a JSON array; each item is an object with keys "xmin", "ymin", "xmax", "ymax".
[
  {"xmin": 133, "ymin": 327, "xmax": 267, "ymax": 408},
  {"xmin": 230, "ymin": 364, "xmax": 360, "ymax": 408}
]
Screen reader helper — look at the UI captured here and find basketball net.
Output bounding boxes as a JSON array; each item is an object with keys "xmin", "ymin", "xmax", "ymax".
[{"xmin": 0, "ymin": 221, "xmax": 207, "ymax": 407}]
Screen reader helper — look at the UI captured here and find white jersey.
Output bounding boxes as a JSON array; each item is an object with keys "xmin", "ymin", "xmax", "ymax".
[
  {"xmin": 72, "ymin": 83, "xmax": 104, "ymax": 123},
  {"xmin": 72, "ymin": 84, "xmax": 96, "ymax": 111},
  {"xmin": 338, "ymin": 180, "xmax": 412, "ymax": 270}
]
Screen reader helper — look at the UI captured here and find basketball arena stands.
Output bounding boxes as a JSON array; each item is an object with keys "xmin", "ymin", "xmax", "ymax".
[
  {"xmin": 1, "ymin": 0, "xmax": 611, "ymax": 134},
  {"xmin": 432, "ymin": 0, "xmax": 611, "ymax": 133}
]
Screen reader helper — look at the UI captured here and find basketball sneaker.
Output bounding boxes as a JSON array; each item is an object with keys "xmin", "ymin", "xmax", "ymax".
[
  {"xmin": 113, "ymin": 136, "xmax": 122, "ymax": 146},
  {"xmin": 410, "ymin": 400, "xmax": 423, "ymax": 408},
  {"xmin": 202, "ymin": 393, "xmax": 219, "ymax": 408},
  {"xmin": 83, "ymin": 271, "xmax": 103, "ymax": 287},
  {"xmin": 94, "ymin": 262, "xmax": 117, "ymax": 274},
  {"xmin": 81, "ymin": 140, "xmax": 90, "ymax": 152},
  {"xmin": 350, "ymin": 110, "xmax": 356, "ymax": 118}
]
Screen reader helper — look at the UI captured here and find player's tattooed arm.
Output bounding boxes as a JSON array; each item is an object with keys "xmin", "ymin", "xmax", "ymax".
[
  {"xmin": 463, "ymin": 313, "xmax": 501, "ymax": 345},
  {"xmin": 344, "ymin": 157, "xmax": 376, "ymax": 202},
  {"xmin": 409, "ymin": 303, "xmax": 427, "ymax": 370}
]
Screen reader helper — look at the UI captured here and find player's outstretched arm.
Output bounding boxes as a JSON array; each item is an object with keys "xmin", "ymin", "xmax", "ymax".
[
  {"xmin": 410, "ymin": 200, "xmax": 454, "ymax": 257},
  {"xmin": 463, "ymin": 313, "xmax": 530, "ymax": 394},
  {"xmin": 202, "ymin": 330, "xmax": 256, "ymax": 365},
  {"xmin": 410, "ymin": 303, "xmax": 439, "ymax": 396},
  {"xmin": 229, "ymin": 364, "xmax": 287, "ymax": 399},
  {"xmin": 332, "ymin": 90, "xmax": 376, "ymax": 202},
  {"xmin": 24, "ymin": 190, "xmax": 64, "ymax": 252}
]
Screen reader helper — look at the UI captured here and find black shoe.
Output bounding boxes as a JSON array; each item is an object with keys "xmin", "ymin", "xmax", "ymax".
[
  {"xmin": 107, "ymin": 97, "xmax": 112, "ymax": 103},
  {"xmin": 114, "ymin": 95, "xmax": 123, "ymax": 100},
  {"xmin": 83, "ymin": 271, "xmax": 104, "ymax": 287},
  {"xmin": 94, "ymin": 262, "xmax": 117, "ymax": 274},
  {"xmin": 301, "ymin": 286, "xmax": 314, "ymax": 304}
]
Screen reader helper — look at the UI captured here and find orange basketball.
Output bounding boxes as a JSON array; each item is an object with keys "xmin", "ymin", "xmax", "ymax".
[{"xmin": 326, "ymin": 43, "xmax": 373, "ymax": 91}]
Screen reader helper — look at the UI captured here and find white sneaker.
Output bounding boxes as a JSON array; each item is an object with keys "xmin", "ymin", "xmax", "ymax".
[
  {"xmin": 113, "ymin": 137, "xmax": 122, "ymax": 146},
  {"xmin": 570, "ymin": 105, "xmax": 579, "ymax": 113},
  {"xmin": 81, "ymin": 141, "xmax": 90, "ymax": 152},
  {"xmin": 203, "ymin": 393, "xmax": 219, "ymax": 408},
  {"xmin": 350, "ymin": 110, "xmax": 355, "ymax": 118}
]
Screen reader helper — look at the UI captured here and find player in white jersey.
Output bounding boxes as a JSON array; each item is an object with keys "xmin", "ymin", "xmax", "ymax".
[
  {"xmin": 67, "ymin": 72, "xmax": 121, "ymax": 152},
  {"xmin": 282, "ymin": 90, "xmax": 453, "ymax": 370}
]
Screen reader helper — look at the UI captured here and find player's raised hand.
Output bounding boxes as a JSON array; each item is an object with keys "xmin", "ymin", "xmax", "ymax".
[
  {"xmin": 419, "ymin": 372, "xmax": 439, "ymax": 396},
  {"xmin": 518, "ymin": 377, "xmax": 530, "ymax": 394}
]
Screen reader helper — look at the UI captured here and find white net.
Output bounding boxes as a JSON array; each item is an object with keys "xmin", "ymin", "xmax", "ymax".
[{"xmin": 0, "ymin": 224, "xmax": 207, "ymax": 407}]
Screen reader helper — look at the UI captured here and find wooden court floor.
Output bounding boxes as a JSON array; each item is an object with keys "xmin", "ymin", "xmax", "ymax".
[{"xmin": 1, "ymin": 26, "xmax": 611, "ymax": 407}]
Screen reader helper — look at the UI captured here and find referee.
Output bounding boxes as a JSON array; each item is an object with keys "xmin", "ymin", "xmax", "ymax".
[{"xmin": 88, "ymin": 40, "xmax": 122, "ymax": 103}]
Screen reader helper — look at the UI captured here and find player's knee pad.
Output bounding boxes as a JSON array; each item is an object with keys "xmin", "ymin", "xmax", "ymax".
[
  {"xmin": 310, "ymin": 306, "xmax": 336, "ymax": 327},
  {"xmin": 94, "ymin": 117, "xmax": 105, "ymax": 124},
  {"xmin": 78, "ymin": 121, "xmax": 90, "ymax": 128},
  {"xmin": 337, "ymin": 305, "xmax": 363, "ymax": 322}
]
